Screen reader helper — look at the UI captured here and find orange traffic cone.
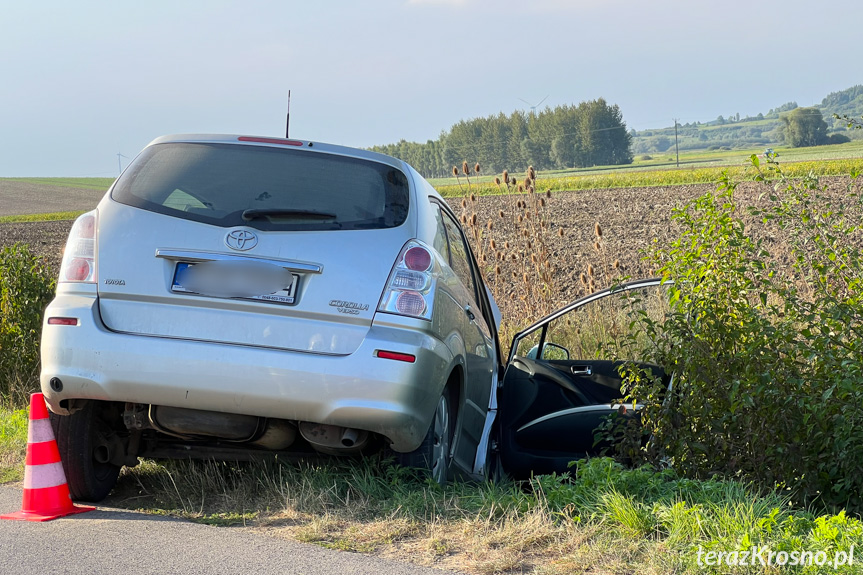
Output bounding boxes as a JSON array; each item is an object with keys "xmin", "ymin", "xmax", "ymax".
[{"xmin": 1, "ymin": 393, "xmax": 95, "ymax": 522}]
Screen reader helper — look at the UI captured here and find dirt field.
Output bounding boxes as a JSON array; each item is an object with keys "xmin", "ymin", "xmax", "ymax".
[
  {"xmin": 0, "ymin": 183, "xmax": 697, "ymax": 279},
  {"xmin": 0, "ymin": 180, "xmax": 107, "ymax": 217},
  {"xmin": 1, "ymin": 176, "xmax": 858, "ymax": 332}
]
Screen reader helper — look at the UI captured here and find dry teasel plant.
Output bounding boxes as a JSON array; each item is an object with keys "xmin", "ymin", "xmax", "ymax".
[{"xmin": 461, "ymin": 164, "xmax": 572, "ymax": 335}]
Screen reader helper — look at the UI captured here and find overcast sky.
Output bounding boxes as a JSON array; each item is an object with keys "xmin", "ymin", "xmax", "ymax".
[{"xmin": 1, "ymin": 0, "xmax": 859, "ymax": 177}]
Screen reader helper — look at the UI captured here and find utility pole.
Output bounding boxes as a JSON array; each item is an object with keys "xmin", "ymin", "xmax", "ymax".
[{"xmin": 673, "ymin": 118, "xmax": 680, "ymax": 168}]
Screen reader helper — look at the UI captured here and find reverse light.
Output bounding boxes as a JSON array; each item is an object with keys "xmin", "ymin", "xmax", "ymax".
[
  {"xmin": 59, "ymin": 210, "xmax": 98, "ymax": 283},
  {"xmin": 377, "ymin": 241, "xmax": 437, "ymax": 320},
  {"xmin": 391, "ymin": 269, "xmax": 427, "ymax": 290}
]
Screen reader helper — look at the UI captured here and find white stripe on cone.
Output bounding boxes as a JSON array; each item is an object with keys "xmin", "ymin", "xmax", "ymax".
[
  {"xmin": 23, "ymin": 462, "xmax": 67, "ymax": 490},
  {"xmin": 27, "ymin": 418, "xmax": 56, "ymax": 444}
]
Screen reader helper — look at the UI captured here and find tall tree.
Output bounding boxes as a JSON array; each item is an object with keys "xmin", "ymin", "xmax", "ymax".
[
  {"xmin": 370, "ymin": 99, "xmax": 633, "ymax": 176},
  {"xmin": 782, "ymin": 107, "xmax": 828, "ymax": 147}
]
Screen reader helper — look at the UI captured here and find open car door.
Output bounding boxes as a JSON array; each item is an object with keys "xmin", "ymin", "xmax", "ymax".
[{"xmin": 497, "ymin": 278, "xmax": 671, "ymax": 478}]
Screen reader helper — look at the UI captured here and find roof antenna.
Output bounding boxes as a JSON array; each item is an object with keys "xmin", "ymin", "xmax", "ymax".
[{"xmin": 285, "ymin": 90, "xmax": 291, "ymax": 138}]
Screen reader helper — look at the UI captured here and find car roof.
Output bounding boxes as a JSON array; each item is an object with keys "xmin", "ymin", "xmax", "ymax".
[{"xmin": 145, "ymin": 134, "xmax": 412, "ymax": 173}]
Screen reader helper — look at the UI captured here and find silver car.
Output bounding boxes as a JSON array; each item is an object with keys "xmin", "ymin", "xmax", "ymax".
[
  {"xmin": 42, "ymin": 134, "xmax": 667, "ymax": 502},
  {"xmin": 41, "ymin": 134, "xmax": 501, "ymax": 501}
]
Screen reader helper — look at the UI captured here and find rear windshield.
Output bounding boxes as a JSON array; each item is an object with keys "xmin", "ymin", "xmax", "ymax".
[{"xmin": 111, "ymin": 142, "xmax": 410, "ymax": 231}]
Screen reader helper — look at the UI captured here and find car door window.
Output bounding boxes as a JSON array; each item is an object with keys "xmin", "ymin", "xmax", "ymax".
[
  {"xmin": 554, "ymin": 283, "xmax": 670, "ymax": 361},
  {"xmin": 440, "ymin": 210, "xmax": 477, "ymax": 303},
  {"xmin": 431, "ymin": 205, "xmax": 450, "ymax": 264},
  {"xmin": 513, "ymin": 282, "xmax": 672, "ymax": 362},
  {"xmin": 500, "ymin": 280, "xmax": 672, "ymax": 478}
]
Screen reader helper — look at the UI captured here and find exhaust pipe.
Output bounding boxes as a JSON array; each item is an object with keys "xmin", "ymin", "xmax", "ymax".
[
  {"xmin": 340, "ymin": 427, "xmax": 360, "ymax": 448},
  {"xmin": 299, "ymin": 422, "xmax": 369, "ymax": 455}
]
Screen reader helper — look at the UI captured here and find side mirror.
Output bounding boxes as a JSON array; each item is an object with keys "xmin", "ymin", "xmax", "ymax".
[{"xmin": 540, "ymin": 343, "xmax": 570, "ymax": 361}]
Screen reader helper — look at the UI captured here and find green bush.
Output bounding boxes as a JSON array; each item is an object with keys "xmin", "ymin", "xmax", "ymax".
[
  {"xmin": 558, "ymin": 459, "xmax": 863, "ymax": 573},
  {"xmin": 0, "ymin": 243, "xmax": 56, "ymax": 406},
  {"xmin": 614, "ymin": 157, "xmax": 863, "ymax": 512}
]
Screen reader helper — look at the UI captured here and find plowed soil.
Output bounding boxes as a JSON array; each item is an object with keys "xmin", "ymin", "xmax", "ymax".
[
  {"xmin": 1, "ymin": 177, "xmax": 858, "ymax": 329},
  {"xmin": 0, "ymin": 181, "xmax": 106, "ymax": 217}
]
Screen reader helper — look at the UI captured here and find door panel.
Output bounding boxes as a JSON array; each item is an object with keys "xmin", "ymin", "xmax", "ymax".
[
  {"xmin": 498, "ymin": 280, "xmax": 671, "ymax": 478},
  {"xmin": 499, "ymin": 356, "xmax": 661, "ymax": 477},
  {"xmin": 438, "ymin": 207, "xmax": 494, "ymax": 474}
]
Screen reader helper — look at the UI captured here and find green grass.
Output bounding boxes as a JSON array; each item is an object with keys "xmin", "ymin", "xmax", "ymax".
[
  {"xmin": 432, "ymin": 156, "xmax": 863, "ymax": 198},
  {"xmin": 695, "ymin": 118, "xmax": 777, "ymax": 131},
  {"xmin": 0, "ymin": 210, "xmax": 86, "ymax": 224},
  {"xmin": 0, "ymin": 407, "xmax": 28, "ymax": 483},
  {"xmin": 105, "ymin": 456, "xmax": 862, "ymax": 574},
  {"xmin": 3, "ymin": 405, "xmax": 860, "ymax": 572},
  {"xmin": 4, "ymin": 177, "xmax": 115, "ymax": 191},
  {"xmin": 429, "ymin": 140, "xmax": 863, "ymax": 194}
]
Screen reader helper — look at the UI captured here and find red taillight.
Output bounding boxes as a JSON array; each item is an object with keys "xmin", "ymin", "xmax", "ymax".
[
  {"xmin": 47, "ymin": 317, "xmax": 78, "ymax": 326},
  {"xmin": 396, "ymin": 291, "xmax": 426, "ymax": 316},
  {"xmin": 376, "ymin": 350, "xmax": 416, "ymax": 363},
  {"xmin": 377, "ymin": 240, "xmax": 436, "ymax": 320},
  {"xmin": 404, "ymin": 247, "xmax": 432, "ymax": 271},
  {"xmin": 64, "ymin": 258, "xmax": 91, "ymax": 282},
  {"xmin": 237, "ymin": 136, "xmax": 303, "ymax": 146},
  {"xmin": 78, "ymin": 214, "xmax": 96, "ymax": 239},
  {"xmin": 59, "ymin": 210, "xmax": 98, "ymax": 284}
]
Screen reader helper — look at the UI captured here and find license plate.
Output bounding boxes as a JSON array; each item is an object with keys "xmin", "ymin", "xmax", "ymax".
[{"xmin": 171, "ymin": 262, "xmax": 299, "ymax": 305}]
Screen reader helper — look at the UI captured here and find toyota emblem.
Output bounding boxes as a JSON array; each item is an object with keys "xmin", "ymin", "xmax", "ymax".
[{"xmin": 225, "ymin": 229, "xmax": 258, "ymax": 251}]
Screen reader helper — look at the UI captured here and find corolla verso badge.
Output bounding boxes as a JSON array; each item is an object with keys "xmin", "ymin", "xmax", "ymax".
[{"xmin": 225, "ymin": 229, "xmax": 258, "ymax": 251}]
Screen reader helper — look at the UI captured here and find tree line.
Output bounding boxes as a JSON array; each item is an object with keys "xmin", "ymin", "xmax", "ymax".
[{"xmin": 370, "ymin": 99, "xmax": 633, "ymax": 178}]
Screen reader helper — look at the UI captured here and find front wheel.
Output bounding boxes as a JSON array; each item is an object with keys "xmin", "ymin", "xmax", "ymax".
[
  {"xmin": 50, "ymin": 401, "xmax": 122, "ymax": 502},
  {"xmin": 395, "ymin": 388, "xmax": 453, "ymax": 486}
]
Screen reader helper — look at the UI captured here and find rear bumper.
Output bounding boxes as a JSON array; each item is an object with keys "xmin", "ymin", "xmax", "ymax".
[{"xmin": 40, "ymin": 294, "xmax": 453, "ymax": 452}]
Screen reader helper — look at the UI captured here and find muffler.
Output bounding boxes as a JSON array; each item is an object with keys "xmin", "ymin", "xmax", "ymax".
[
  {"xmin": 298, "ymin": 422, "xmax": 369, "ymax": 455},
  {"xmin": 149, "ymin": 406, "xmax": 260, "ymax": 441},
  {"xmin": 249, "ymin": 419, "xmax": 297, "ymax": 450}
]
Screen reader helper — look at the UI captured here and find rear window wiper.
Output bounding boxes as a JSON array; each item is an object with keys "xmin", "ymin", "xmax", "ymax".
[{"xmin": 242, "ymin": 208, "xmax": 338, "ymax": 221}]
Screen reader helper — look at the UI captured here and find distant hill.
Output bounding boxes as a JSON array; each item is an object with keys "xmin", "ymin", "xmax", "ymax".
[
  {"xmin": 371, "ymin": 85, "xmax": 863, "ymax": 177},
  {"xmin": 631, "ymin": 85, "xmax": 863, "ymax": 155}
]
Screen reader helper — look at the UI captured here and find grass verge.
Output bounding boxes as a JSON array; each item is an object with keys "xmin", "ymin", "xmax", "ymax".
[
  {"xmin": 100, "ymin": 456, "xmax": 862, "ymax": 574},
  {"xmin": 0, "ymin": 406, "xmax": 27, "ymax": 483},
  {"xmin": 0, "ymin": 210, "xmax": 86, "ymax": 224}
]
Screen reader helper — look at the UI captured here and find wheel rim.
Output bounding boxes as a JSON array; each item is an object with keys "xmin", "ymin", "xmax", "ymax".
[{"xmin": 431, "ymin": 394, "xmax": 450, "ymax": 484}]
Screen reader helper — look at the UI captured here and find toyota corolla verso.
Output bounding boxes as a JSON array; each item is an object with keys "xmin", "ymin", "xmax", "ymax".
[{"xmin": 41, "ymin": 134, "xmax": 501, "ymax": 501}]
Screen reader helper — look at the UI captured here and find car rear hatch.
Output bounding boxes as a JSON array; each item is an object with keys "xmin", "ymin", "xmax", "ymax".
[{"xmin": 95, "ymin": 139, "xmax": 414, "ymax": 355}]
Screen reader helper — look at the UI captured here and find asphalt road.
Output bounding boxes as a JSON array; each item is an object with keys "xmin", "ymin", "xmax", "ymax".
[{"xmin": 0, "ymin": 486, "xmax": 463, "ymax": 575}]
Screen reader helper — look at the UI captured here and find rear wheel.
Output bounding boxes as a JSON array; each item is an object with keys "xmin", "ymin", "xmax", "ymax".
[
  {"xmin": 396, "ymin": 387, "xmax": 453, "ymax": 486},
  {"xmin": 50, "ymin": 401, "xmax": 122, "ymax": 502}
]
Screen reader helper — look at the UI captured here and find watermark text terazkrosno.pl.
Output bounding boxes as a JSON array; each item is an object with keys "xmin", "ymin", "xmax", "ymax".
[{"xmin": 697, "ymin": 546, "xmax": 855, "ymax": 569}]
